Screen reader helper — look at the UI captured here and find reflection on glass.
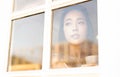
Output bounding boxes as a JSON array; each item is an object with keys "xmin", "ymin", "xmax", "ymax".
[
  {"xmin": 51, "ymin": 0, "xmax": 98, "ymax": 68},
  {"xmin": 8, "ymin": 13, "xmax": 44, "ymax": 71},
  {"xmin": 14, "ymin": 0, "xmax": 45, "ymax": 11}
]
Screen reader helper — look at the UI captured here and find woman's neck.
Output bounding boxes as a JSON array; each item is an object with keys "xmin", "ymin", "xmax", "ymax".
[{"xmin": 69, "ymin": 43, "xmax": 81, "ymax": 58}]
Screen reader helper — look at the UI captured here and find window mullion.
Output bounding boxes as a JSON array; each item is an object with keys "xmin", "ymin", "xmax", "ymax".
[{"xmin": 42, "ymin": 1, "xmax": 52, "ymax": 70}]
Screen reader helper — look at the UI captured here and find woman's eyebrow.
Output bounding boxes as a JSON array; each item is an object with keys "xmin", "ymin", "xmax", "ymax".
[
  {"xmin": 65, "ymin": 18, "xmax": 72, "ymax": 22},
  {"xmin": 77, "ymin": 18, "xmax": 85, "ymax": 20}
]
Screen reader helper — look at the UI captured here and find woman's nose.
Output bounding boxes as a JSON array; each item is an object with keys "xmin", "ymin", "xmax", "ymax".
[{"xmin": 72, "ymin": 23, "xmax": 78, "ymax": 31}]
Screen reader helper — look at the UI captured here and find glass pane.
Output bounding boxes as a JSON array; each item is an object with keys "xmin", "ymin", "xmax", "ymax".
[
  {"xmin": 8, "ymin": 13, "xmax": 44, "ymax": 71},
  {"xmin": 51, "ymin": 0, "xmax": 98, "ymax": 68},
  {"xmin": 14, "ymin": 0, "xmax": 45, "ymax": 11}
]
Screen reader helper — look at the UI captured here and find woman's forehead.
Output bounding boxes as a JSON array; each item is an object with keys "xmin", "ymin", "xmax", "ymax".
[{"xmin": 64, "ymin": 10, "xmax": 85, "ymax": 19}]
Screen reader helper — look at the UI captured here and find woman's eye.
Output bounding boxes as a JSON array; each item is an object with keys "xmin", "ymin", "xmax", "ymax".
[
  {"xmin": 78, "ymin": 21, "xmax": 85, "ymax": 25},
  {"xmin": 65, "ymin": 22, "xmax": 71, "ymax": 26}
]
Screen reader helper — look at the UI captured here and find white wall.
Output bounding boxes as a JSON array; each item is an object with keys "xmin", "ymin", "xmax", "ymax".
[
  {"xmin": 98, "ymin": 0, "xmax": 120, "ymax": 77},
  {"xmin": 0, "ymin": 0, "xmax": 12, "ymax": 72}
]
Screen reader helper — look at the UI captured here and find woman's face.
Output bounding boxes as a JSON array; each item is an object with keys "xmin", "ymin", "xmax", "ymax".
[{"xmin": 64, "ymin": 10, "xmax": 87, "ymax": 44}]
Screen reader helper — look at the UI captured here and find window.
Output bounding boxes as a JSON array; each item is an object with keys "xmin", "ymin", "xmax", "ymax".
[
  {"xmin": 14, "ymin": 0, "xmax": 45, "ymax": 12},
  {"xmin": 8, "ymin": 13, "xmax": 44, "ymax": 71},
  {"xmin": 7, "ymin": 0, "xmax": 99, "ymax": 76},
  {"xmin": 51, "ymin": 1, "xmax": 98, "ymax": 68}
]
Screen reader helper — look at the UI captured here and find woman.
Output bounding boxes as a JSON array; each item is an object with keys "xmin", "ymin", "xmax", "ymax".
[{"xmin": 51, "ymin": 5, "xmax": 98, "ymax": 68}]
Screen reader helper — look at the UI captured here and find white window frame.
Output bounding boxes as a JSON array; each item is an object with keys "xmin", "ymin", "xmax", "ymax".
[{"xmin": 0, "ymin": 0, "xmax": 99, "ymax": 77}]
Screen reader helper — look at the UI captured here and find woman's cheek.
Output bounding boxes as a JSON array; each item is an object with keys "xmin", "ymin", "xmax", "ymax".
[
  {"xmin": 79, "ymin": 25, "xmax": 87, "ymax": 33},
  {"xmin": 64, "ymin": 28, "xmax": 71, "ymax": 40}
]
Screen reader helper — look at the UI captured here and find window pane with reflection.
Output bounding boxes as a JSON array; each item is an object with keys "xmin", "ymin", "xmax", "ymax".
[
  {"xmin": 51, "ymin": 0, "xmax": 98, "ymax": 68},
  {"xmin": 8, "ymin": 13, "xmax": 44, "ymax": 71},
  {"xmin": 14, "ymin": 0, "xmax": 45, "ymax": 11}
]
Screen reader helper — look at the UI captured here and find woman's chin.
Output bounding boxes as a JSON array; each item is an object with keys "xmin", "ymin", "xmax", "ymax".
[{"xmin": 69, "ymin": 40, "xmax": 84, "ymax": 45}]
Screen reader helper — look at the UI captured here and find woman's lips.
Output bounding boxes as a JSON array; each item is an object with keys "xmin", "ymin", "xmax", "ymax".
[{"xmin": 71, "ymin": 34, "xmax": 80, "ymax": 39}]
